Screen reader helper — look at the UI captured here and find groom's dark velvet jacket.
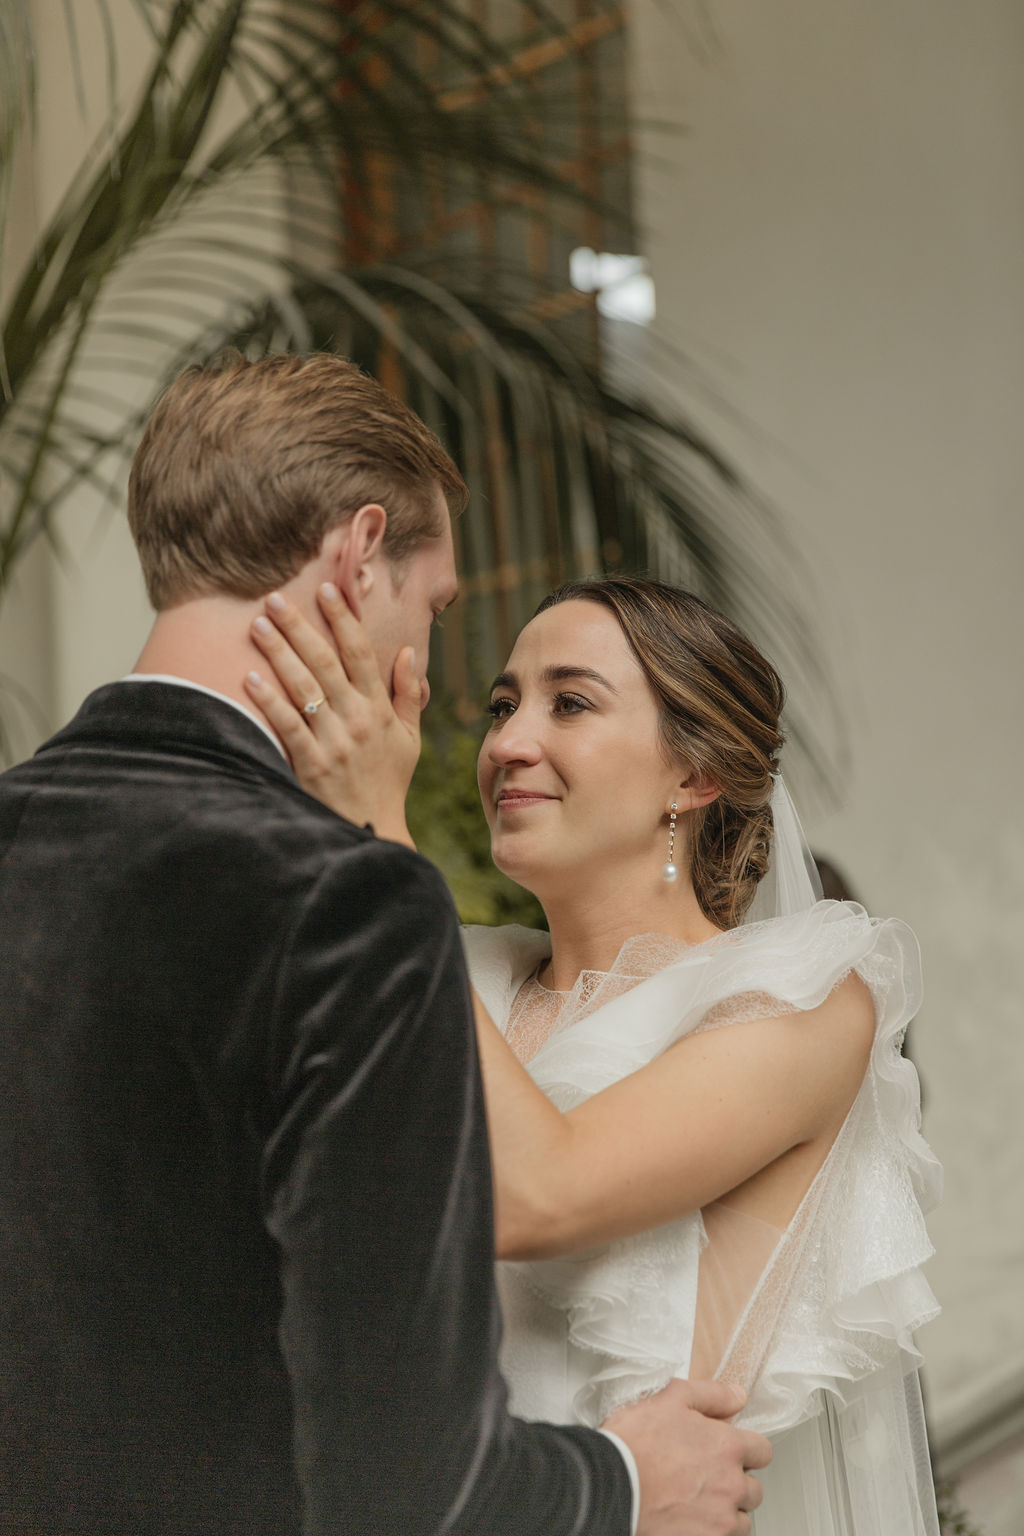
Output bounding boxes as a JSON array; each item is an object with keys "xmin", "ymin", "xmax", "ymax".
[{"xmin": 0, "ymin": 682, "xmax": 631, "ymax": 1536}]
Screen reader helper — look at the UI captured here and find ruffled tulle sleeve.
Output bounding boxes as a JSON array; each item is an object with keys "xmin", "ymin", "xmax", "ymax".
[
  {"xmin": 720, "ymin": 908, "xmax": 941, "ymax": 1435},
  {"xmin": 470, "ymin": 904, "xmax": 941, "ymax": 1436}
]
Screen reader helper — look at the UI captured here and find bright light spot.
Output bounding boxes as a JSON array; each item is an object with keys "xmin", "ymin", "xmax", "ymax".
[{"xmin": 570, "ymin": 248, "xmax": 656, "ymax": 324}]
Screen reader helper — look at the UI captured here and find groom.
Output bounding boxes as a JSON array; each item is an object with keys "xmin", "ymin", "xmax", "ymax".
[{"xmin": 0, "ymin": 353, "xmax": 768, "ymax": 1535}]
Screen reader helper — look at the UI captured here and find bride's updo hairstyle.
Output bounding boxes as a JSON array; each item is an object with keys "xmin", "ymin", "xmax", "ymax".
[{"xmin": 535, "ymin": 577, "xmax": 785, "ymax": 928}]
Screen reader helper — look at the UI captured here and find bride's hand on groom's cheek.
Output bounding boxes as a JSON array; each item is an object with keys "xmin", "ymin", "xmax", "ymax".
[{"xmin": 244, "ymin": 584, "xmax": 420, "ymax": 847}]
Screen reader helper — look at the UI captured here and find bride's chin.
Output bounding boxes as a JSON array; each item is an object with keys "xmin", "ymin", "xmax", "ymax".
[
  {"xmin": 491, "ymin": 858, "xmax": 538, "ymax": 894},
  {"xmin": 491, "ymin": 844, "xmax": 545, "ymax": 895},
  {"xmin": 492, "ymin": 850, "xmax": 580, "ymax": 909}
]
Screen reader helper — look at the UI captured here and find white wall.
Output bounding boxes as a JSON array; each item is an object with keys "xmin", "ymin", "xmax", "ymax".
[{"xmin": 629, "ymin": 0, "xmax": 1024, "ymax": 1505}]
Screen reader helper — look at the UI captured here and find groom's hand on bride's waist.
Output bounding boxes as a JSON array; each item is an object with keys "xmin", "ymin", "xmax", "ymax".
[
  {"xmin": 245, "ymin": 583, "xmax": 422, "ymax": 845},
  {"xmin": 603, "ymin": 1378, "xmax": 770, "ymax": 1536}
]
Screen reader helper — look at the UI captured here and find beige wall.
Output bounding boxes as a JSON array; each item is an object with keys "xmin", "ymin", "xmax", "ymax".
[{"xmin": 628, "ymin": 0, "xmax": 1024, "ymax": 1516}]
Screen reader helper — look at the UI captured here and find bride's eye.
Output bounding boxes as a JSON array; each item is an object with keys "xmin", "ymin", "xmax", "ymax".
[
  {"xmin": 487, "ymin": 696, "xmax": 517, "ymax": 721},
  {"xmin": 553, "ymin": 692, "xmax": 590, "ymax": 716}
]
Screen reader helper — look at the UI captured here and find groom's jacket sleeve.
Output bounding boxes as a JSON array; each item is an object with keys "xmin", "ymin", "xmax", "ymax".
[{"xmin": 262, "ymin": 835, "xmax": 633, "ymax": 1536}]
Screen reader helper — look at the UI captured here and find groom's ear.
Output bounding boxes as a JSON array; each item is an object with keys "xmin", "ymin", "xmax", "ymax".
[{"xmin": 322, "ymin": 505, "xmax": 387, "ymax": 618}]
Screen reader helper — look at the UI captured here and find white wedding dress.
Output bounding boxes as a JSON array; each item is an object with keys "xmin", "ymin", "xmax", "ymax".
[{"xmin": 464, "ymin": 902, "xmax": 942, "ymax": 1536}]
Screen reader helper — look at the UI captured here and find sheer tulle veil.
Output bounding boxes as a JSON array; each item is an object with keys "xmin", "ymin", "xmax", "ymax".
[
  {"xmin": 738, "ymin": 778, "xmax": 939, "ymax": 1533},
  {"xmin": 745, "ymin": 775, "xmax": 823, "ymax": 924}
]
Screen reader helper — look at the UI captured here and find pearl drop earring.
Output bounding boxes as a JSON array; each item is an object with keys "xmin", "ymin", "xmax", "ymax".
[{"xmin": 662, "ymin": 803, "xmax": 679, "ymax": 883}]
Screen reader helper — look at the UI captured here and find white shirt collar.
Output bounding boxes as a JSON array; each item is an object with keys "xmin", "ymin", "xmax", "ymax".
[{"xmin": 119, "ymin": 674, "xmax": 287, "ymax": 759}]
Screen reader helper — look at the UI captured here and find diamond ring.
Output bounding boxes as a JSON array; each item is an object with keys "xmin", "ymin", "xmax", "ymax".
[{"xmin": 303, "ymin": 695, "xmax": 327, "ymax": 716}]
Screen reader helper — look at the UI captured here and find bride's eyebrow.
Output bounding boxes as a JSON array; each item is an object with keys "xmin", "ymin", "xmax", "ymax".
[
  {"xmin": 543, "ymin": 664, "xmax": 619, "ymax": 694},
  {"xmin": 488, "ymin": 665, "xmax": 619, "ymax": 695}
]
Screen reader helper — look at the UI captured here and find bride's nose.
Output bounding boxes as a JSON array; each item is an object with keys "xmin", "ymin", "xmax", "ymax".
[{"xmin": 485, "ymin": 714, "xmax": 543, "ymax": 767}]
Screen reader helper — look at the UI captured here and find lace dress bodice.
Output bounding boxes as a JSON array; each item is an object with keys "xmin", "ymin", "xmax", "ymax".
[{"xmin": 464, "ymin": 904, "xmax": 942, "ymax": 1536}]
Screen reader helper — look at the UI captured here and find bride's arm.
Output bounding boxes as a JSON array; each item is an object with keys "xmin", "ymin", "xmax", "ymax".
[{"xmin": 473, "ymin": 979, "xmax": 874, "ymax": 1260}]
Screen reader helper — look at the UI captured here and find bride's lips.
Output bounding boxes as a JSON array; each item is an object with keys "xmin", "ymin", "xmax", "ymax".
[{"xmin": 496, "ymin": 789, "xmax": 558, "ymax": 810}]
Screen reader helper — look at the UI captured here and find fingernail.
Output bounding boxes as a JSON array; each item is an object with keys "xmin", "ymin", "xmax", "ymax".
[
  {"xmin": 266, "ymin": 591, "xmax": 286, "ymax": 613},
  {"xmin": 253, "ymin": 616, "xmax": 272, "ymax": 635},
  {"xmin": 320, "ymin": 582, "xmax": 339, "ymax": 602},
  {"xmin": 246, "ymin": 671, "xmax": 263, "ymax": 688}
]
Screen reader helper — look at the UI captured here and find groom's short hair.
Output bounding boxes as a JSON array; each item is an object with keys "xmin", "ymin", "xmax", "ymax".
[{"xmin": 128, "ymin": 352, "xmax": 468, "ymax": 609}]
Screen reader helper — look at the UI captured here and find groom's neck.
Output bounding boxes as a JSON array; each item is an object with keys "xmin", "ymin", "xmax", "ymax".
[{"xmin": 132, "ymin": 595, "xmax": 269, "ymax": 720}]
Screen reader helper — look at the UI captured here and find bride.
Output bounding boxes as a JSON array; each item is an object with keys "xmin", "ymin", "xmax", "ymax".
[{"xmin": 248, "ymin": 574, "xmax": 942, "ymax": 1536}]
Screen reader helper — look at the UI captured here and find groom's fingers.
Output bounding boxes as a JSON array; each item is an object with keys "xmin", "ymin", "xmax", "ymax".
[
  {"xmin": 672, "ymin": 1379, "xmax": 748, "ymax": 1423},
  {"xmin": 738, "ymin": 1431, "xmax": 772, "ymax": 1473},
  {"xmin": 740, "ymin": 1474, "xmax": 764, "ymax": 1513}
]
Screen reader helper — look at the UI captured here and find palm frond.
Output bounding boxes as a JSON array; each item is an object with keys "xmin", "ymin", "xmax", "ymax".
[{"xmin": 0, "ymin": 0, "xmax": 619, "ymax": 580}]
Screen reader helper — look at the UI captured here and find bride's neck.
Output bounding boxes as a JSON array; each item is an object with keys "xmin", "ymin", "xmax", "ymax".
[{"xmin": 539, "ymin": 871, "xmax": 722, "ymax": 991}]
